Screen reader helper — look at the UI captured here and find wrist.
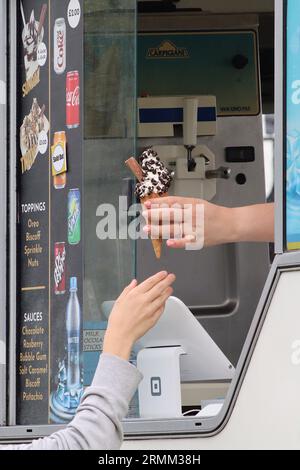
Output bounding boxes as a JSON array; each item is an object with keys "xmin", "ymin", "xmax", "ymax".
[
  {"xmin": 221, "ymin": 206, "xmax": 240, "ymax": 244},
  {"xmin": 103, "ymin": 332, "xmax": 133, "ymax": 361},
  {"xmin": 229, "ymin": 207, "xmax": 243, "ymax": 243}
]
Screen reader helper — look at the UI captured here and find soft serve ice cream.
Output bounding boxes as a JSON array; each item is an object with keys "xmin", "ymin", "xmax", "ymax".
[{"xmin": 135, "ymin": 148, "xmax": 174, "ymax": 199}]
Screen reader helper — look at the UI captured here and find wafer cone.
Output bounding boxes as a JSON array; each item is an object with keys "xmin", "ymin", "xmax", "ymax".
[
  {"xmin": 125, "ymin": 157, "xmax": 166, "ymax": 259},
  {"xmin": 141, "ymin": 193, "xmax": 166, "ymax": 259}
]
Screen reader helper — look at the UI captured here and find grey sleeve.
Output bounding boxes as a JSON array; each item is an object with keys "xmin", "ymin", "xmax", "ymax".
[{"xmin": 1, "ymin": 354, "xmax": 142, "ymax": 450}]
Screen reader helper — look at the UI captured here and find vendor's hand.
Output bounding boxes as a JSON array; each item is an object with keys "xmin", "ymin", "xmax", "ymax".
[
  {"xmin": 142, "ymin": 196, "xmax": 235, "ymax": 250},
  {"xmin": 103, "ymin": 271, "xmax": 176, "ymax": 361}
]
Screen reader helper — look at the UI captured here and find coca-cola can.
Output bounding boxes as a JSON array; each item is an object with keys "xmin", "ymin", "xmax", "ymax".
[
  {"xmin": 54, "ymin": 18, "xmax": 66, "ymax": 75},
  {"xmin": 54, "ymin": 242, "xmax": 66, "ymax": 295},
  {"xmin": 66, "ymin": 71, "xmax": 80, "ymax": 129}
]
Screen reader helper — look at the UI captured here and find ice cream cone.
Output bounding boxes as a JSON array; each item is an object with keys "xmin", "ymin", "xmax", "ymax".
[
  {"xmin": 125, "ymin": 152, "xmax": 173, "ymax": 259},
  {"xmin": 141, "ymin": 192, "xmax": 167, "ymax": 259}
]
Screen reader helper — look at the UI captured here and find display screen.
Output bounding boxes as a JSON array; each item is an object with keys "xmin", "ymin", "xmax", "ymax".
[{"xmin": 285, "ymin": 0, "xmax": 300, "ymax": 250}]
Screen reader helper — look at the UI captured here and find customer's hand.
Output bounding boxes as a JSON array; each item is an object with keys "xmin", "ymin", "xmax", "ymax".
[
  {"xmin": 103, "ymin": 271, "xmax": 176, "ymax": 361},
  {"xmin": 143, "ymin": 196, "xmax": 235, "ymax": 249}
]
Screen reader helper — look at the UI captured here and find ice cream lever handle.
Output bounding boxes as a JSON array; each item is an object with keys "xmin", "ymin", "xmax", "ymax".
[
  {"xmin": 183, "ymin": 98, "xmax": 198, "ymax": 172},
  {"xmin": 199, "ymin": 154, "xmax": 210, "ymax": 165},
  {"xmin": 205, "ymin": 166, "xmax": 231, "ymax": 180}
]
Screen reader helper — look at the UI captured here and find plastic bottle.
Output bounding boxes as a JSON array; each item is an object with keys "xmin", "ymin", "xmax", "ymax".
[{"xmin": 66, "ymin": 277, "xmax": 81, "ymax": 391}]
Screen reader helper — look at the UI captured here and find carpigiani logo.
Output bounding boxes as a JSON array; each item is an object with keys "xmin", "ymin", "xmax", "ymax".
[{"xmin": 147, "ymin": 40, "xmax": 189, "ymax": 59}]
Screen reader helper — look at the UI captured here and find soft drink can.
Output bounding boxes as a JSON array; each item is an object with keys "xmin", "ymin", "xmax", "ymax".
[
  {"xmin": 54, "ymin": 172, "xmax": 67, "ymax": 190},
  {"xmin": 66, "ymin": 71, "xmax": 80, "ymax": 129},
  {"xmin": 53, "ymin": 131, "xmax": 67, "ymax": 189},
  {"xmin": 54, "ymin": 242, "xmax": 66, "ymax": 295},
  {"xmin": 54, "ymin": 18, "xmax": 66, "ymax": 75},
  {"xmin": 68, "ymin": 189, "xmax": 81, "ymax": 245}
]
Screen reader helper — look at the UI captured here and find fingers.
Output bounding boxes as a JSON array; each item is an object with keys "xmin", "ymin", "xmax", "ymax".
[
  {"xmin": 117, "ymin": 279, "xmax": 138, "ymax": 301},
  {"xmin": 127, "ymin": 279, "xmax": 138, "ymax": 290},
  {"xmin": 142, "ymin": 206, "xmax": 184, "ymax": 225},
  {"xmin": 143, "ymin": 222, "xmax": 183, "ymax": 239},
  {"xmin": 166, "ymin": 238, "xmax": 187, "ymax": 249},
  {"xmin": 167, "ymin": 236, "xmax": 196, "ymax": 249},
  {"xmin": 135, "ymin": 271, "xmax": 168, "ymax": 294},
  {"xmin": 151, "ymin": 304, "xmax": 167, "ymax": 325},
  {"xmin": 151, "ymin": 286, "xmax": 173, "ymax": 312},
  {"xmin": 143, "ymin": 202, "xmax": 196, "ymax": 239},
  {"xmin": 140, "ymin": 295, "xmax": 170, "ymax": 337},
  {"xmin": 144, "ymin": 196, "xmax": 191, "ymax": 208},
  {"xmin": 147, "ymin": 273, "xmax": 176, "ymax": 301}
]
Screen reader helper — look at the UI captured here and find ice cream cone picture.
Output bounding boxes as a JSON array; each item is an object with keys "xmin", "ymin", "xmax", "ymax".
[
  {"xmin": 125, "ymin": 148, "xmax": 174, "ymax": 259},
  {"xmin": 21, "ymin": 3, "xmax": 48, "ymax": 96}
]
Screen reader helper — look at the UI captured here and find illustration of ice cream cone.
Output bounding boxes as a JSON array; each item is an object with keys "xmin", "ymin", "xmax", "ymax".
[
  {"xmin": 21, "ymin": 4, "xmax": 47, "ymax": 81},
  {"xmin": 125, "ymin": 148, "xmax": 174, "ymax": 259}
]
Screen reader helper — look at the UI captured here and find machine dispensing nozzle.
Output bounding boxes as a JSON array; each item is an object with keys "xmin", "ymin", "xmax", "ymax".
[
  {"xmin": 205, "ymin": 166, "xmax": 231, "ymax": 180},
  {"xmin": 186, "ymin": 146, "xmax": 197, "ymax": 172},
  {"xmin": 183, "ymin": 98, "xmax": 198, "ymax": 172}
]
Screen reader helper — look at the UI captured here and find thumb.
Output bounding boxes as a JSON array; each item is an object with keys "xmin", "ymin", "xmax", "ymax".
[
  {"xmin": 166, "ymin": 235, "xmax": 200, "ymax": 250},
  {"xmin": 127, "ymin": 279, "xmax": 138, "ymax": 290},
  {"xmin": 166, "ymin": 238, "xmax": 188, "ymax": 249},
  {"xmin": 117, "ymin": 279, "xmax": 138, "ymax": 301}
]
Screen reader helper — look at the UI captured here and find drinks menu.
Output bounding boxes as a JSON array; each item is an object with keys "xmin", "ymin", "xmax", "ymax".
[{"xmin": 17, "ymin": 0, "xmax": 83, "ymax": 425}]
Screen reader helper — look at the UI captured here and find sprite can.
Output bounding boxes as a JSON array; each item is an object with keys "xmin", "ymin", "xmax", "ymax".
[{"xmin": 68, "ymin": 189, "xmax": 81, "ymax": 245}]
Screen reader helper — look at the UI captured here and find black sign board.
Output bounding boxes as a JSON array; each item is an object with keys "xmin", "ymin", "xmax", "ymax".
[{"xmin": 17, "ymin": 0, "xmax": 83, "ymax": 425}]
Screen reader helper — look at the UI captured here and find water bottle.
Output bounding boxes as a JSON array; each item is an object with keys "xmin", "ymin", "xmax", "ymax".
[{"xmin": 66, "ymin": 277, "xmax": 81, "ymax": 392}]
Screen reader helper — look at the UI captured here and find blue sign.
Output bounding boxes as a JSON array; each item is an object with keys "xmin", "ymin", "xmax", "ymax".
[{"xmin": 286, "ymin": 0, "xmax": 300, "ymax": 249}]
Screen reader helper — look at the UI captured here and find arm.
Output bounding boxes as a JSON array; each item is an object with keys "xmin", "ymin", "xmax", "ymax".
[
  {"xmin": 4, "ymin": 354, "xmax": 141, "ymax": 451},
  {"xmin": 2, "ymin": 272, "xmax": 175, "ymax": 451},
  {"xmin": 193, "ymin": 202, "xmax": 275, "ymax": 246},
  {"xmin": 231, "ymin": 203, "xmax": 274, "ymax": 244}
]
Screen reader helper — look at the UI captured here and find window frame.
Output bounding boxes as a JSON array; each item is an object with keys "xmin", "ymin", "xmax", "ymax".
[
  {"xmin": 0, "ymin": 0, "xmax": 288, "ymax": 442},
  {"xmin": 274, "ymin": 0, "xmax": 285, "ymax": 254},
  {"xmin": 0, "ymin": 0, "xmax": 8, "ymax": 428}
]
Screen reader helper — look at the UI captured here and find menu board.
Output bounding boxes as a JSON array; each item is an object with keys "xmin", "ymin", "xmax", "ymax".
[{"xmin": 16, "ymin": 0, "xmax": 83, "ymax": 425}]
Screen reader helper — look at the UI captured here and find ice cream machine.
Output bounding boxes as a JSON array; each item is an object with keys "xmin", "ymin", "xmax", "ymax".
[
  {"xmin": 136, "ymin": 14, "xmax": 271, "ymax": 366},
  {"xmin": 138, "ymin": 95, "xmax": 230, "ymax": 199}
]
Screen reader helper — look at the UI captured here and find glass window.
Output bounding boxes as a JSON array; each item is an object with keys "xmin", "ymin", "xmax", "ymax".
[{"xmin": 83, "ymin": 0, "xmax": 137, "ymax": 398}]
